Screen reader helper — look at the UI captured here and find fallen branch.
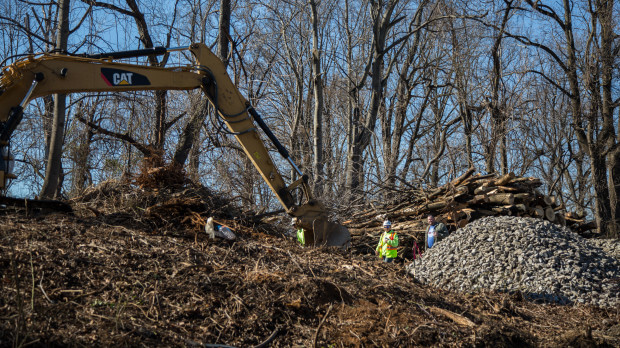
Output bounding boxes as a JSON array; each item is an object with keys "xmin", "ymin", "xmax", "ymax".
[
  {"xmin": 254, "ymin": 326, "xmax": 281, "ymax": 348},
  {"xmin": 429, "ymin": 307, "xmax": 476, "ymax": 327},
  {"xmin": 313, "ymin": 304, "xmax": 333, "ymax": 348}
]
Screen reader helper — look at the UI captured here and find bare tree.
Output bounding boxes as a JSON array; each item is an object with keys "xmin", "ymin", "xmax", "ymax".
[
  {"xmin": 345, "ymin": 0, "xmax": 401, "ymax": 200},
  {"xmin": 502, "ymin": 0, "xmax": 618, "ymax": 236},
  {"xmin": 381, "ymin": 2, "xmax": 429, "ymax": 199},
  {"xmin": 448, "ymin": 15, "xmax": 480, "ymax": 168},
  {"xmin": 487, "ymin": 0, "xmax": 514, "ymax": 175},
  {"xmin": 173, "ymin": 0, "xmax": 228, "ymax": 168},
  {"xmin": 82, "ymin": 0, "xmax": 180, "ymax": 154},
  {"xmin": 67, "ymin": 99, "xmax": 98, "ymax": 195},
  {"xmin": 309, "ymin": 0, "xmax": 325, "ymax": 196},
  {"xmin": 40, "ymin": 0, "xmax": 71, "ymax": 199}
]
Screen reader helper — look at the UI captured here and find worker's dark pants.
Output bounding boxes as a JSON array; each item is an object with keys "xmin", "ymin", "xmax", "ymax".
[{"xmin": 383, "ymin": 257, "xmax": 394, "ymax": 263}]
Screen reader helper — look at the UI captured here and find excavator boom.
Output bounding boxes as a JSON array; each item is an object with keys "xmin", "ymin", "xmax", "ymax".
[{"xmin": 0, "ymin": 43, "xmax": 350, "ymax": 247}]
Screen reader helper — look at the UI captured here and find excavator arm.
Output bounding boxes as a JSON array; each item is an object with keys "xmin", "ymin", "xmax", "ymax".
[{"xmin": 0, "ymin": 43, "xmax": 350, "ymax": 247}]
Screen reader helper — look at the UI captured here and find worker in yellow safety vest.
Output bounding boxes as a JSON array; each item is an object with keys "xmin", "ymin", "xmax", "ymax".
[
  {"xmin": 376, "ymin": 220, "xmax": 398, "ymax": 262},
  {"xmin": 292, "ymin": 218, "xmax": 305, "ymax": 246}
]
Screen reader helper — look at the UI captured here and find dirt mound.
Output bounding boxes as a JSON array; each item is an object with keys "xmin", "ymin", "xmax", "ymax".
[{"xmin": 1, "ymin": 185, "xmax": 619, "ymax": 347}]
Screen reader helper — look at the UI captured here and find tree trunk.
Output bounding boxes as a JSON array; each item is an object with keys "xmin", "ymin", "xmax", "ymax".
[
  {"xmin": 124, "ymin": 0, "xmax": 168, "ymax": 150},
  {"xmin": 218, "ymin": 0, "xmax": 231, "ymax": 65},
  {"xmin": 599, "ymin": 0, "xmax": 618, "ymax": 238},
  {"xmin": 610, "ymin": 149, "xmax": 620, "ymax": 238},
  {"xmin": 70, "ymin": 102, "xmax": 95, "ymax": 195},
  {"xmin": 590, "ymin": 152, "xmax": 613, "ymax": 236},
  {"xmin": 173, "ymin": 96, "xmax": 208, "ymax": 166},
  {"xmin": 448, "ymin": 16, "xmax": 477, "ymax": 168},
  {"xmin": 40, "ymin": 0, "xmax": 70, "ymax": 199},
  {"xmin": 309, "ymin": 0, "xmax": 324, "ymax": 197},
  {"xmin": 489, "ymin": 1, "xmax": 513, "ymax": 176},
  {"xmin": 173, "ymin": 0, "xmax": 228, "ymax": 166},
  {"xmin": 153, "ymin": 91, "xmax": 167, "ymax": 150},
  {"xmin": 347, "ymin": 0, "xmax": 397, "ymax": 200},
  {"xmin": 385, "ymin": 7, "xmax": 425, "ymax": 199},
  {"xmin": 343, "ymin": 0, "xmax": 361, "ymax": 201}
]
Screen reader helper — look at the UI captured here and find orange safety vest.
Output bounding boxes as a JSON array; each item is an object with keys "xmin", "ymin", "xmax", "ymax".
[{"xmin": 376, "ymin": 230, "xmax": 398, "ymax": 258}]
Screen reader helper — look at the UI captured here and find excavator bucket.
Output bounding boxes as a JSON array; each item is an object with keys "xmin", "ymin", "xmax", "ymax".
[{"xmin": 309, "ymin": 219, "xmax": 351, "ymax": 248}]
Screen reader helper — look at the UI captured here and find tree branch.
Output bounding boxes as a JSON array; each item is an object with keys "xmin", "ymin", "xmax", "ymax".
[
  {"xmin": 69, "ymin": 3, "xmax": 94, "ymax": 35},
  {"xmin": 75, "ymin": 115, "xmax": 153, "ymax": 156},
  {"xmin": 526, "ymin": 69, "xmax": 572, "ymax": 97},
  {"xmin": 78, "ymin": 0, "xmax": 134, "ymax": 17},
  {"xmin": 0, "ymin": 16, "xmax": 52, "ymax": 46},
  {"xmin": 164, "ymin": 112, "xmax": 186, "ymax": 132},
  {"xmin": 504, "ymin": 32, "xmax": 569, "ymax": 72},
  {"xmin": 523, "ymin": 0, "xmax": 566, "ymax": 30}
]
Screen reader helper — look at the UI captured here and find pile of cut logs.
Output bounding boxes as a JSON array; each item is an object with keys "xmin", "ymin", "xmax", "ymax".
[{"xmin": 344, "ymin": 168, "xmax": 595, "ymax": 236}]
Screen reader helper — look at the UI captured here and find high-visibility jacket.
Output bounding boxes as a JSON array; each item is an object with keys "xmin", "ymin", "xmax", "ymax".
[
  {"xmin": 376, "ymin": 230, "xmax": 398, "ymax": 258},
  {"xmin": 297, "ymin": 228, "xmax": 305, "ymax": 245}
]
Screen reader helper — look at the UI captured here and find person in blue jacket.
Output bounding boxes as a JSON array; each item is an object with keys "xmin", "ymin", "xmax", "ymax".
[{"xmin": 425, "ymin": 214, "xmax": 448, "ymax": 251}]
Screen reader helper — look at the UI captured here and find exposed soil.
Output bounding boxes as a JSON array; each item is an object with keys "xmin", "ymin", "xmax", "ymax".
[{"xmin": 1, "ymin": 183, "xmax": 619, "ymax": 347}]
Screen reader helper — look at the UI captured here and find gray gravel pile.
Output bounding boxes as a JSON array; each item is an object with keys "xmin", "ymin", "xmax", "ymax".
[
  {"xmin": 587, "ymin": 238, "xmax": 620, "ymax": 260},
  {"xmin": 407, "ymin": 216, "xmax": 620, "ymax": 308}
]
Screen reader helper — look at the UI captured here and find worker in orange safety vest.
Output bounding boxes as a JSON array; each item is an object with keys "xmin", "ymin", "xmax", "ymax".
[{"xmin": 375, "ymin": 220, "xmax": 398, "ymax": 262}]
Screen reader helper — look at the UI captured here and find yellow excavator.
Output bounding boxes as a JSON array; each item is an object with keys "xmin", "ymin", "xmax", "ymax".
[{"xmin": 0, "ymin": 43, "xmax": 350, "ymax": 247}]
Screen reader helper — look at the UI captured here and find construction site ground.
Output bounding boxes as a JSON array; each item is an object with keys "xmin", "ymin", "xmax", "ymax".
[{"xmin": 1, "ymin": 184, "xmax": 619, "ymax": 347}]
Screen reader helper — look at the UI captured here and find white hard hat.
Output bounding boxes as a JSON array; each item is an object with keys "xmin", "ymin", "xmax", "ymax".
[
  {"xmin": 383, "ymin": 220, "xmax": 392, "ymax": 228},
  {"xmin": 291, "ymin": 218, "xmax": 297, "ymax": 225}
]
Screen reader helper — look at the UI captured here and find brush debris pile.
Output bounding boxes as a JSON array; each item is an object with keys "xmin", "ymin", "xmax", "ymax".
[
  {"xmin": 346, "ymin": 170, "xmax": 596, "ymax": 245},
  {"xmin": 68, "ymin": 179, "xmax": 263, "ymax": 235}
]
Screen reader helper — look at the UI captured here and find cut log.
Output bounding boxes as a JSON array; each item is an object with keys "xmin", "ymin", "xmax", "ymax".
[
  {"xmin": 493, "ymin": 172, "xmax": 516, "ymax": 186},
  {"xmin": 567, "ymin": 210, "xmax": 586, "ymax": 220},
  {"xmin": 510, "ymin": 177, "xmax": 542, "ymax": 186},
  {"xmin": 529, "ymin": 206, "xmax": 544, "ymax": 218},
  {"xmin": 495, "ymin": 185, "xmax": 520, "ymax": 192},
  {"xmin": 450, "ymin": 185, "xmax": 470, "ymax": 198},
  {"xmin": 477, "ymin": 209, "xmax": 495, "ymax": 216},
  {"xmin": 394, "ymin": 220, "xmax": 427, "ymax": 230},
  {"xmin": 427, "ymin": 201, "xmax": 448, "ymax": 210},
  {"xmin": 544, "ymin": 207, "xmax": 556, "ymax": 222},
  {"xmin": 554, "ymin": 203, "xmax": 565, "ymax": 211},
  {"xmin": 467, "ymin": 194, "xmax": 490, "ymax": 205},
  {"xmin": 452, "ymin": 167, "xmax": 476, "ymax": 187},
  {"xmin": 474, "ymin": 186, "xmax": 497, "ymax": 195},
  {"xmin": 457, "ymin": 208, "xmax": 476, "ymax": 220},
  {"xmin": 485, "ymin": 188, "xmax": 500, "ymax": 196},
  {"xmin": 470, "ymin": 173, "xmax": 497, "ymax": 181},
  {"xmin": 505, "ymin": 183, "xmax": 537, "ymax": 192},
  {"xmin": 457, "ymin": 219, "xmax": 469, "ymax": 228},
  {"xmin": 555, "ymin": 212, "xmax": 566, "ymax": 226},
  {"xmin": 491, "ymin": 207, "xmax": 512, "ymax": 215},
  {"xmin": 564, "ymin": 216, "xmax": 584, "ymax": 225},
  {"xmin": 500, "ymin": 204, "xmax": 526, "ymax": 215},
  {"xmin": 513, "ymin": 193, "xmax": 533, "ymax": 203},
  {"xmin": 549, "ymin": 196, "xmax": 558, "ymax": 207},
  {"xmin": 345, "ymin": 172, "xmax": 571, "ymax": 234},
  {"xmin": 487, "ymin": 193, "xmax": 515, "ymax": 205}
]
